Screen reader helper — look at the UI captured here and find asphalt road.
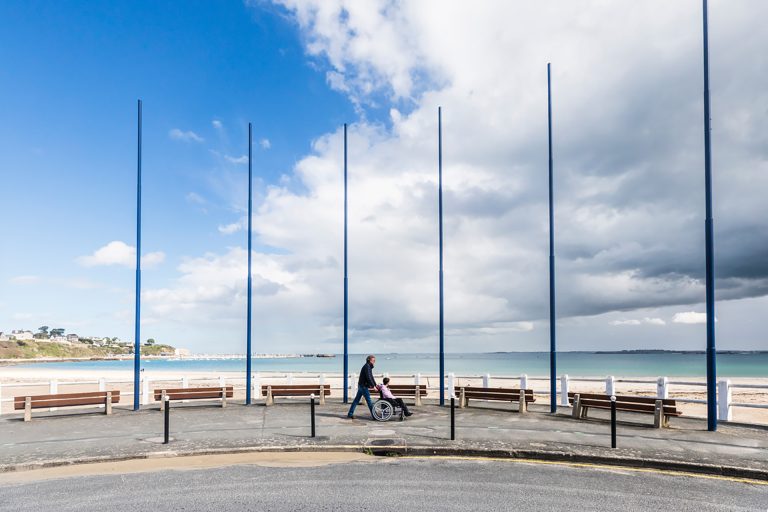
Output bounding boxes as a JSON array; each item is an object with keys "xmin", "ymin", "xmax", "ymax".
[{"xmin": 0, "ymin": 457, "xmax": 765, "ymax": 511}]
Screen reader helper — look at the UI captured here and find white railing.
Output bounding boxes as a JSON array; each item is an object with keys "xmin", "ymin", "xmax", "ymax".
[{"xmin": 1, "ymin": 372, "xmax": 765, "ymax": 424}]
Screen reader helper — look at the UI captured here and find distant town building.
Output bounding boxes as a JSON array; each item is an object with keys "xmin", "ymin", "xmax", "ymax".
[
  {"xmin": 174, "ymin": 348, "xmax": 191, "ymax": 357},
  {"xmin": 0, "ymin": 327, "xmax": 140, "ymax": 346}
]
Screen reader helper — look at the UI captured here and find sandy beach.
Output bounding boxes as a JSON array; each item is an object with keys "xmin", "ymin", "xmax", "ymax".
[{"xmin": 1, "ymin": 366, "xmax": 766, "ymax": 425}]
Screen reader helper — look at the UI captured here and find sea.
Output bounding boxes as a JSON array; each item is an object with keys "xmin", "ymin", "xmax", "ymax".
[{"xmin": 10, "ymin": 352, "xmax": 768, "ymax": 378}]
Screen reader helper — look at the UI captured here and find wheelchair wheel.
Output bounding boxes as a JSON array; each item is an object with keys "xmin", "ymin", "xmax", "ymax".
[{"xmin": 372, "ymin": 400, "xmax": 393, "ymax": 421}]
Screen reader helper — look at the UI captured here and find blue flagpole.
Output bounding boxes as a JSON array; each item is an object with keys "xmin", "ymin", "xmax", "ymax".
[
  {"xmin": 702, "ymin": 0, "xmax": 717, "ymax": 432},
  {"xmin": 547, "ymin": 64, "xmax": 557, "ymax": 413},
  {"xmin": 133, "ymin": 99, "xmax": 142, "ymax": 411},
  {"xmin": 343, "ymin": 123, "xmax": 349, "ymax": 404},
  {"xmin": 438, "ymin": 107, "xmax": 445, "ymax": 407},
  {"xmin": 246, "ymin": 123, "xmax": 253, "ymax": 405}
]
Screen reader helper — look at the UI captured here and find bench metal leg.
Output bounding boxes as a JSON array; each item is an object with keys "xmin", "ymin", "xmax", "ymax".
[
  {"xmin": 221, "ymin": 388, "xmax": 227, "ymax": 408},
  {"xmin": 654, "ymin": 400, "xmax": 663, "ymax": 428},
  {"xmin": 519, "ymin": 392, "xmax": 527, "ymax": 414},
  {"xmin": 459, "ymin": 388, "xmax": 466, "ymax": 408},
  {"xmin": 414, "ymin": 389, "xmax": 422, "ymax": 407},
  {"xmin": 24, "ymin": 397, "xmax": 31, "ymax": 422},
  {"xmin": 105, "ymin": 391, "xmax": 112, "ymax": 415},
  {"xmin": 571, "ymin": 394, "xmax": 581, "ymax": 418},
  {"xmin": 581, "ymin": 406, "xmax": 589, "ymax": 419},
  {"xmin": 266, "ymin": 386, "xmax": 273, "ymax": 406}
]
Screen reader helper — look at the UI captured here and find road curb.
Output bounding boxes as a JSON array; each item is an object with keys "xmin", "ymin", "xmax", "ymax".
[{"xmin": 1, "ymin": 444, "xmax": 766, "ymax": 482}]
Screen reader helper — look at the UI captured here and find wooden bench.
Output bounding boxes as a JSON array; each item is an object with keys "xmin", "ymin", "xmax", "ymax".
[
  {"xmin": 568, "ymin": 392, "xmax": 682, "ymax": 428},
  {"xmin": 14, "ymin": 390, "xmax": 120, "ymax": 421},
  {"xmin": 261, "ymin": 384, "xmax": 331, "ymax": 406},
  {"xmin": 368, "ymin": 384, "xmax": 428, "ymax": 406},
  {"xmin": 153, "ymin": 387, "xmax": 233, "ymax": 410},
  {"xmin": 455, "ymin": 387, "xmax": 535, "ymax": 413}
]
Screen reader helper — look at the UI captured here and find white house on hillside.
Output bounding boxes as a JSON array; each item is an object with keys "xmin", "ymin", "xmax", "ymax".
[{"xmin": 11, "ymin": 330, "xmax": 34, "ymax": 341}]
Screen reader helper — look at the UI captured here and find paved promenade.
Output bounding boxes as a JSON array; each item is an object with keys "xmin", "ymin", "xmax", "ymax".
[{"xmin": 1, "ymin": 401, "xmax": 766, "ymax": 478}]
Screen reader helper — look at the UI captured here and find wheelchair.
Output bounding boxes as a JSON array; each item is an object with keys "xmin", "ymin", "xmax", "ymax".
[{"xmin": 371, "ymin": 397, "xmax": 405, "ymax": 422}]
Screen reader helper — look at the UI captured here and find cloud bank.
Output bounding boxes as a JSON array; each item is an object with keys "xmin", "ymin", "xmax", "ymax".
[{"xmin": 140, "ymin": 1, "xmax": 767, "ymax": 352}]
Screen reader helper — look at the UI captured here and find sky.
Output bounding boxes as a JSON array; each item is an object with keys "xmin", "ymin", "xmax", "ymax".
[{"xmin": 0, "ymin": 0, "xmax": 766, "ymax": 354}]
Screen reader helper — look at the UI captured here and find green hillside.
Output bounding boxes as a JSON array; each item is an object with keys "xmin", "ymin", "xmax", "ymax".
[{"xmin": 0, "ymin": 340, "xmax": 175, "ymax": 359}]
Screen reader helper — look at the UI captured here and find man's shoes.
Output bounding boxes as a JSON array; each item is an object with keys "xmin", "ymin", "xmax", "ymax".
[
  {"xmin": 404, "ymin": 412, "xmax": 413, "ymax": 417},
  {"xmin": 347, "ymin": 415, "xmax": 354, "ymax": 419}
]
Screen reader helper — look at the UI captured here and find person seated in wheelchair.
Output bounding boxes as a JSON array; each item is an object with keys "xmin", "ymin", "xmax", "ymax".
[{"xmin": 377, "ymin": 378, "xmax": 413, "ymax": 417}]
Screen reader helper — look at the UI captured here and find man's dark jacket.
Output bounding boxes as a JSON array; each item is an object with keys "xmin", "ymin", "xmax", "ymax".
[{"xmin": 358, "ymin": 361, "xmax": 376, "ymax": 388}]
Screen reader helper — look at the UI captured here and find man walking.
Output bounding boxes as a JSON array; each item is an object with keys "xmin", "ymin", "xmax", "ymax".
[{"xmin": 347, "ymin": 355, "xmax": 376, "ymax": 419}]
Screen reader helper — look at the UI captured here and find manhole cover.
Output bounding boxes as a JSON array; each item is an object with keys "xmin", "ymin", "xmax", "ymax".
[{"xmin": 368, "ymin": 439, "xmax": 397, "ymax": 446}]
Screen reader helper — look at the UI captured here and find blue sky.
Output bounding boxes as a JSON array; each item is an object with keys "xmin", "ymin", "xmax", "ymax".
[
  {"xmin": 1, "ymin": 1, "xmax": 357, "ymax": 343},
  {"xmin": 1, "ymin": 1, "xmax": 766, "ymax": 354}
]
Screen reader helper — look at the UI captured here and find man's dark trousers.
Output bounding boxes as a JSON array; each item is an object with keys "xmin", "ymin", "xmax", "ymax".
[{"xmin": 348, "ymin": 385, "xmax": 373, "ymax": 417}]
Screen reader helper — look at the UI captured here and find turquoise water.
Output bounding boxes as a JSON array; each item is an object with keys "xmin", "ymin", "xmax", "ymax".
[{"xmin": 10, "ymin": 352, "xmax": 768, "ymax": 378}]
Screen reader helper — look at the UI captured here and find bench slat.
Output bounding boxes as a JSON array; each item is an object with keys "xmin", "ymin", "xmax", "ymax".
[
  {"xmin": 579, "ymin": 400, "xmax": 682, "ymax": 416},
  {"xmin": 14, "ymin": 391, "xmax": 120, "ymax": 410},
  {"xmin": 260, "ymin": 385, "xmax": 331, "ymax": 397},
  {"xmin": 569, "ymin": 393, "xmax": 681, "ymax": 416},
  {"xmin": 153, "ymin": 387, "xmax": 233, "ymax": 401},
  {"xmin": 568, "ymin": 392, "xmax": 677, "ymax": 405},
  {"xmin": 459, "ymin": 387, "xmax": 536, "ymax": 402}
]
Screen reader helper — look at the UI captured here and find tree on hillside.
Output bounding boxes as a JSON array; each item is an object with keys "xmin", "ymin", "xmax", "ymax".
[
  {"xmin": 146, "ymin": 338, "xmax": 155, "ymax": 346},
  {"xmin": 38, "ymin": 326, "xmax": 49, "ymax": 335},
  {"xmin": 50, "ymin": 328, "xmax": 65, "ymax": 337}
]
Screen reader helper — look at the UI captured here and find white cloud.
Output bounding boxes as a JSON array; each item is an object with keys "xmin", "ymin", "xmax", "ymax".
[
  {"xmin": 143, "ymin": 247, "xmax": 289, "ymax": 322},
  {"xmin": 186, "ymin": 192, "xmax": 207, "ymax": 205},
  {"xmin": 9, "ymin": 275, "xmax": 40, "ymax": 284},
  {"xmin": 218, "ymin": 219, "xmax": 246, "ymax": 235},
  {"xmin": 611, "ymin": 319, "xmax": 641, "ymax": 326},
  {"xmin": 212, "ymin": 120, "xmax": 223, "ymax": 129},
  {"xmin": 169, "ymin": 128, "xmax": 204, "ymax": 143},
  {"xmin": 60, "ymin": 278, "xmax": 102, "ymax": 290},
  {"xmin": 225, "ymin": 154, "xmax": 249, "ymax": 165},
  {"xmin": 276, "ymin": 0, "xmax": 430, "ymax": 101},
  {"xmin": 612, "ymin": 317, "xmax": 666, "ymax": 326},
  {"xmin": 672, "ymin": 312, "xmax": 709, "ymax": 324},
  {"xmin": 260, "ymin": 138, "xmax": 271, "ymax": 149},
  {"xmin": 77, "ymin": 241, "xmax": 165, "ymax": 268}
]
